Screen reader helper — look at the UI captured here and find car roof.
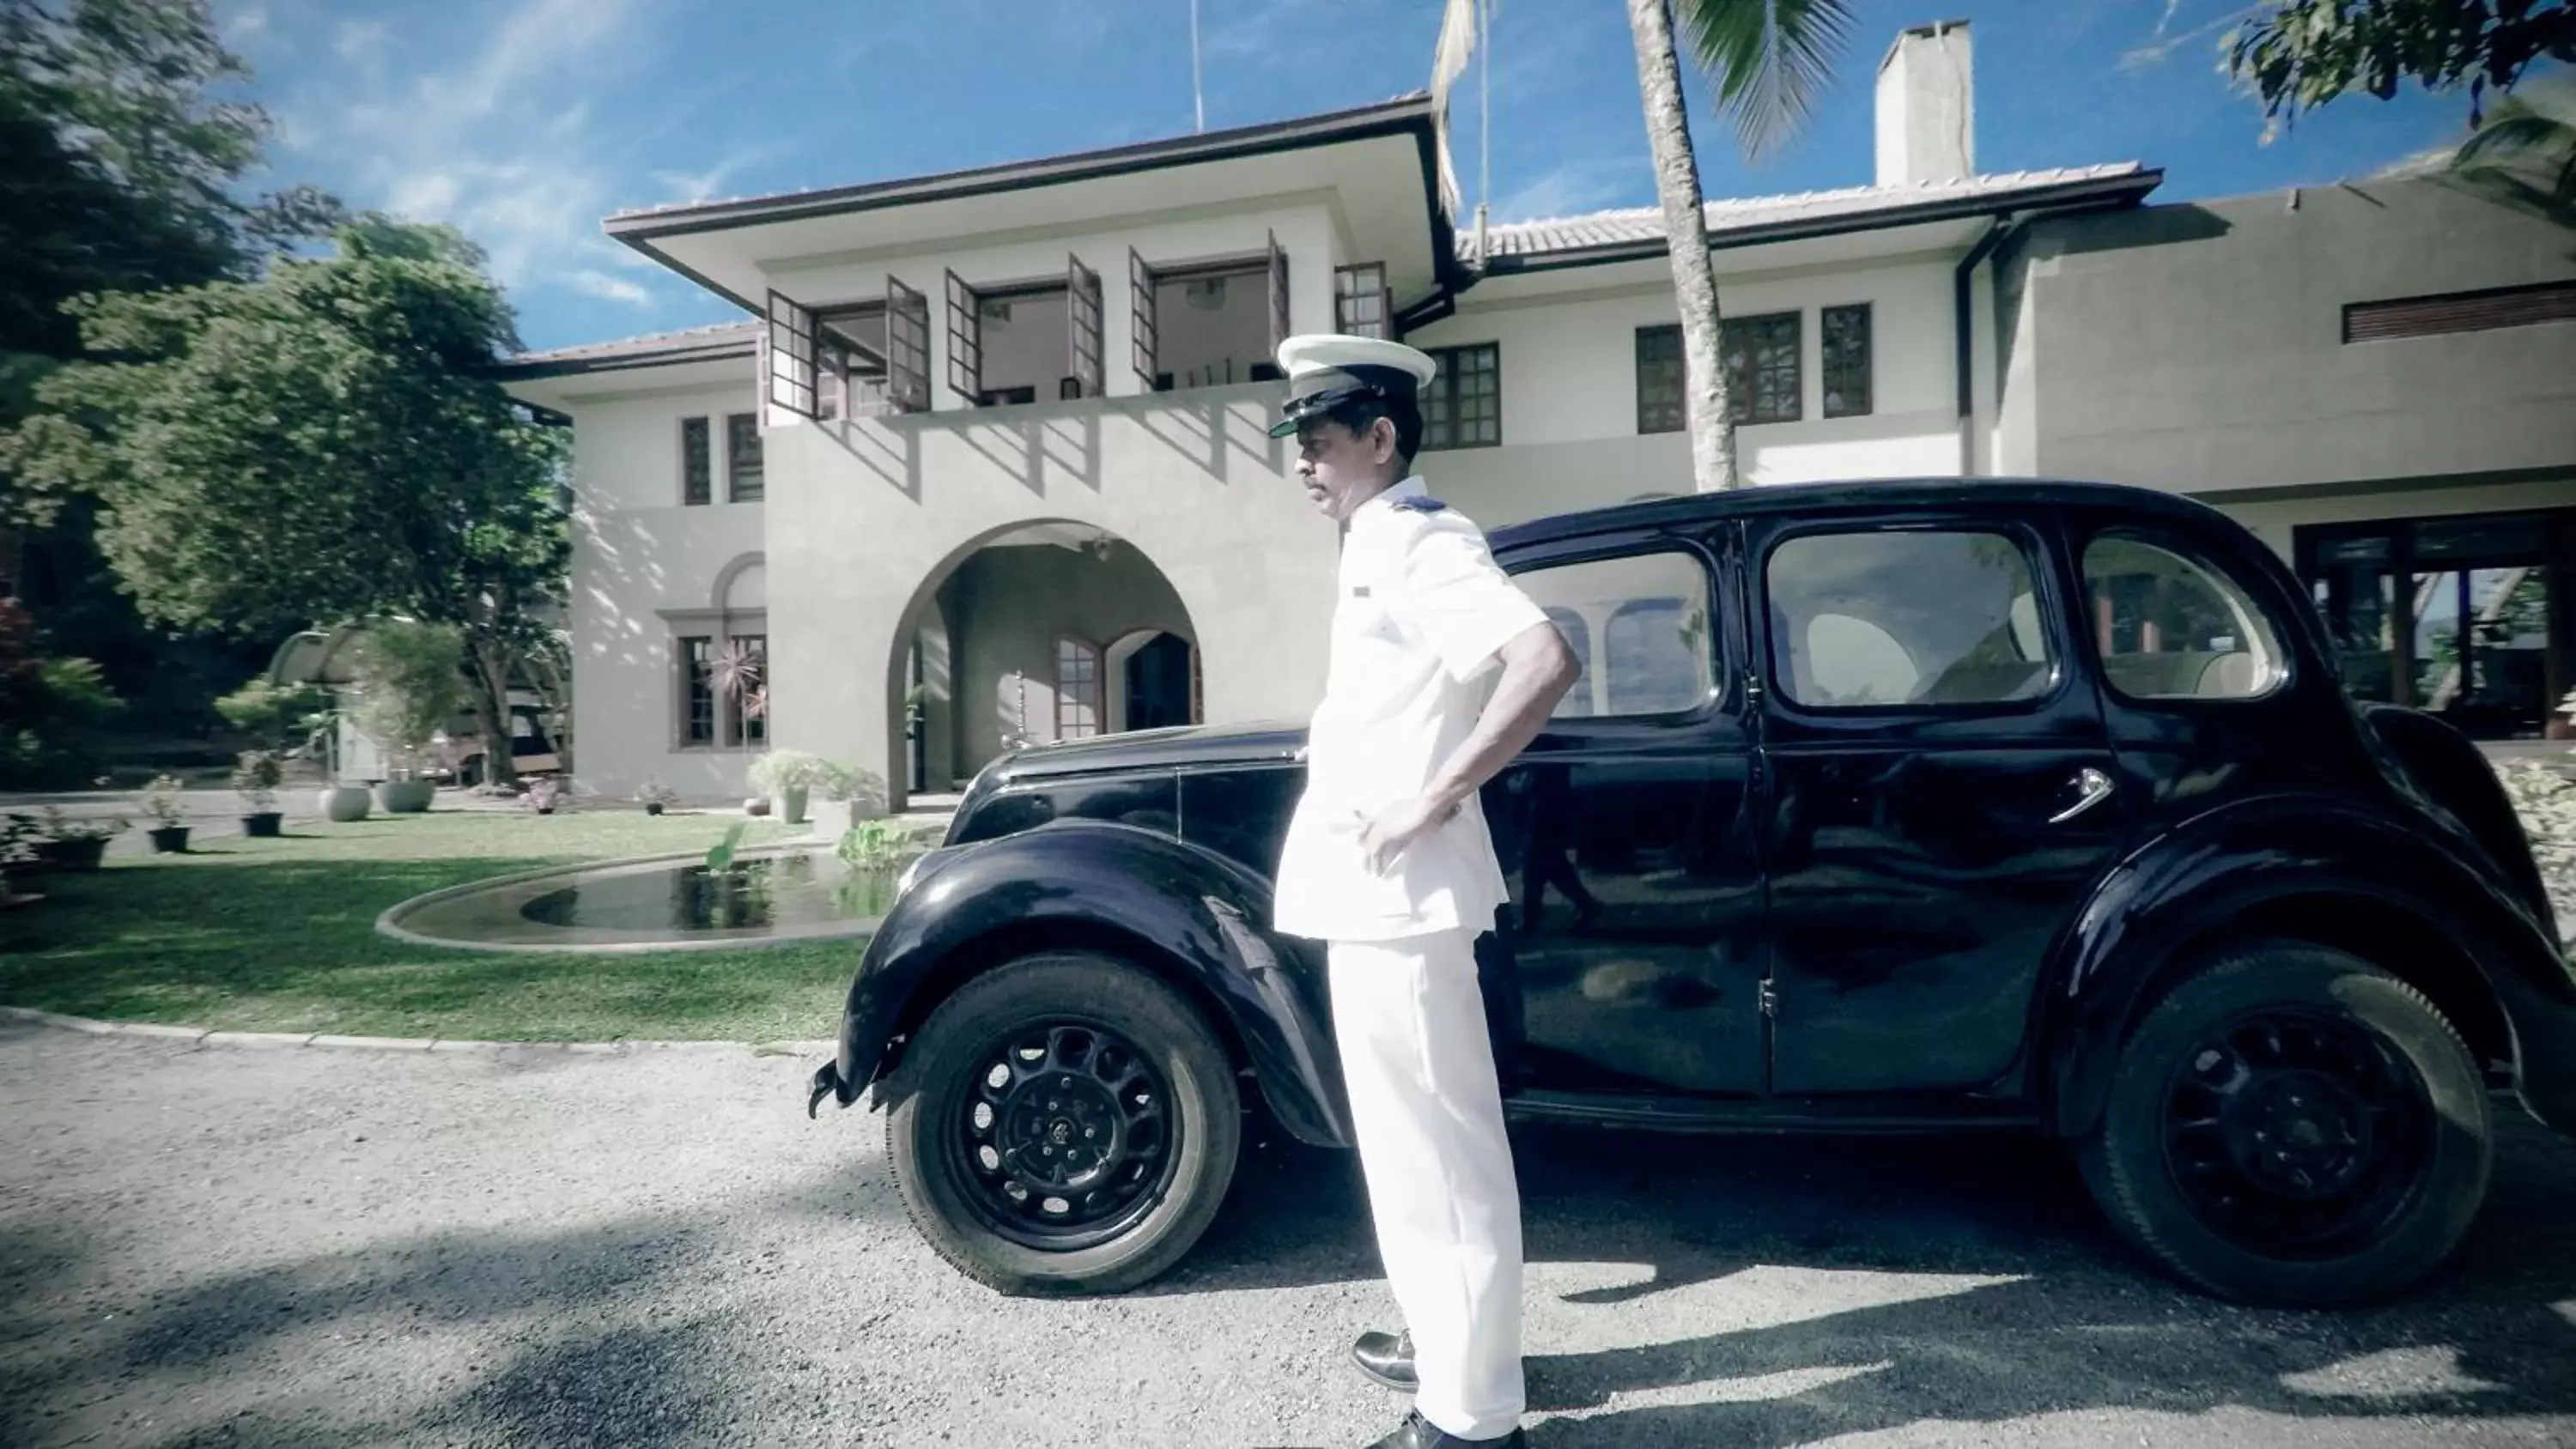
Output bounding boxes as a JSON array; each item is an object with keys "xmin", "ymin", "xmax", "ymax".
[{"xmin": 1486, "ymin": 475, "xmax": 2232, "ymax": 550}]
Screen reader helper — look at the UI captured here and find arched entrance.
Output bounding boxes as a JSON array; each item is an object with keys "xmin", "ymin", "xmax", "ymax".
[{"xmin": 886, "ymin": 519, "xmax": 1200, "ymax": 801}]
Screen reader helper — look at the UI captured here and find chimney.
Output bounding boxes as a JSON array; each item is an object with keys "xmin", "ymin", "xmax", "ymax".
[{"xmin": 1875, "ymin": 19, "xmax": 1974, "ymax": 187}]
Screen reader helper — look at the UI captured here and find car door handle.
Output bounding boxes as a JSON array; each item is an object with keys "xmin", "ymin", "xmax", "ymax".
[{"xmin": 2048, "ymin": 767, "xmax": 2115, "ymax": 825}]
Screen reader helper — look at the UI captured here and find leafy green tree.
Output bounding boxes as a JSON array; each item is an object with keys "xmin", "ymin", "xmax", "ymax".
[
  {"xmin": 2444, "ymin": 73, "xmax": 2576, "ymax": 225},
  {"xmin": 2223, "ymin": 0, "xmax": 2574, "ymax": 131},
  {"xmin": 346, "ymin": 619, "xmax": 470, "ymax": 782},
  {"xmin": 0, "ymin": 216, "xmax": 570, "ymax": 785}
]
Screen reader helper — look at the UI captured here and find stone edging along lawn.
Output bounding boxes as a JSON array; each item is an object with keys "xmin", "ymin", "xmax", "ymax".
[{"xmin": 0, "ymin": 1004, "xmax": 832, "ymax": 1057}]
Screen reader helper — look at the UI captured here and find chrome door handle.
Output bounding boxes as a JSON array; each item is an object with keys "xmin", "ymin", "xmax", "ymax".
[{"xmin": 2049, "ymin": 767, "xmax": 2115, "ymax": 825}]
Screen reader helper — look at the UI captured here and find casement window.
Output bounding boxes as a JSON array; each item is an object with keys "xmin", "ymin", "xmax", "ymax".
[
  {"xmin": 1336, "ymin": 263, "xmax": 1389, "ymax": 338},
  {"xmin": 1129, "ymin": 233, "xmax": 1291, "ymax": 392},
  {"xmin": 1638, "ymin": 315, "xmax": 1807, "ymax": 431},
  {"xmin": 725, "ymin": 414, "xmax": 762, "ymax": 502},
  {"xmin": 680, "ymin": 416, "xmax": 712, "ymax": 505},
  {"xmin": 1636, "ymin": 325, "xmax": 1685, "ymax": 434},
  {"xmin": 725, "ymin": 634, "xmax": 768, "ymax": 746},
  {"xmin": 1054, "ymin": 635, "xmax": 1103, "ymax": 740},
  {"xmin": 942, "ymin": 255, "xmax": 1109, "ymax": 408},
  {"xmin": 1721, "ymin": 312, "xmax": 1801, "ymax": 424},
  {"xmin": 679, "ymin": 636, "xmax": 716, "ymax": 745},
  {"xmin": 1420, "ymin": 343, "xmax": 1501, "ymax": 450},
  {"xmin": 1821, "ymin": 303, "xmax": 1873, "ymax": 418},
  {"xmin": 2342, "ymin": 279, "xmax": 2576, "ymax": 343}
]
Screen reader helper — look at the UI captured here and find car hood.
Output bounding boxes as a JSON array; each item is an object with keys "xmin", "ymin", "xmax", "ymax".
[{"xmin": 980, "ymin": 718, "xmax": 1307, "ymax": 782}]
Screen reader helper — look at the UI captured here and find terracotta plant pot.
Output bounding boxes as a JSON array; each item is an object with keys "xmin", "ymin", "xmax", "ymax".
[
  {"xmin": 148, "ymin": 826, "xmax": 190, "ymax": 853},
  {"xmin": 375, "ymin": 779, "xmax": 434, "ymax": 814},
  {"xmin": 320, "ymin": 785, "xmax": 371, "ymax": 822},
  {"xmin": 242, "ymin": 813, "xmax": 283, "ymax": 838}
]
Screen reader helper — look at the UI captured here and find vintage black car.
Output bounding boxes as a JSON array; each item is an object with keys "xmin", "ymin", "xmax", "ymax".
[{"xmin": 807, "ymin": 477, "xmax": 2576, "ymax": 1309}]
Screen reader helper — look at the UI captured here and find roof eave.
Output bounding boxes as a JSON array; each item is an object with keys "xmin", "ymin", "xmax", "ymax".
[
  {"xmin": 486, "ymin": 336, "xmax": 759, "ymax": 381},
  {"xmin": 605, "ymin": 92, "xmax": 1441, "ymax": 243},
  {"xmin": 1477, "ymin": 167, "xmax": 2166, "ymax": 276}
]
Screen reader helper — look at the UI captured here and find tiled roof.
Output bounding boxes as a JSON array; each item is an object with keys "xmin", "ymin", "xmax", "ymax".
[
  {"xmin": 1470, "ymin": 163, "xmax": 2153, "ymax": 262},
  {"xmin": 500, "ymin": 320, "xmax": 758, "ymax": 368}
]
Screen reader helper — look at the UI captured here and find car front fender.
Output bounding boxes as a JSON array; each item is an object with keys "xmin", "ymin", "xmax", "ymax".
[
  {"xmin": 2045, "ymin": 797, "xmax": 2576, "ymax": 1138},
  {"xmin": 814, "ymin": 820, "xmax": 1350, "ymax": 1149}
]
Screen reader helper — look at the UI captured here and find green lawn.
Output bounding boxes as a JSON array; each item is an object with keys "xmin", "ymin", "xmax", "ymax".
[{"xmin": 0, "ymin": 809, "xmax": 876, "ymax": 1043}]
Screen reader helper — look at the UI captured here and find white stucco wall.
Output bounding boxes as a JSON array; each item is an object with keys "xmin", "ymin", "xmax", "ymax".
[
  {"xmin": 761, "ymin": 382, "xmax": 1341, "ymax": 810},
  {"xmin": 562, "ymin": 380, "xmax": 769, "ymax": 804},
  {"xmin": 1404, "ymin": 257, "xmax": 1965, "ymax": 526}
]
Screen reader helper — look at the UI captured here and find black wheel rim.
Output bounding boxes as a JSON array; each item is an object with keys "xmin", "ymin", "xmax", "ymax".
[
  {"xmin": 940, "ymin": 1018, "xmax": 1180, "ymax": 1252},
  {"xmin": 2160, "ymin": 1005, "xmax": 2434, "ymax": 1262}
]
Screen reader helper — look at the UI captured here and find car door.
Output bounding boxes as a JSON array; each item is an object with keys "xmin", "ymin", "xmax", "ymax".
[
  {"xmin": 1475, "ymin": 523, "xmax": 1767, "ymax": 1097},
  {"xmin": 1750, "ymin": 506, "xmax": 2126, "ymax": 1096}
]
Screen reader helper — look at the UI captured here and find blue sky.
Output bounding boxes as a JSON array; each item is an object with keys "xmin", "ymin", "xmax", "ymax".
[{"xmin": 210, "ymin": 0, "xmax": 2485, "ymax": 354}]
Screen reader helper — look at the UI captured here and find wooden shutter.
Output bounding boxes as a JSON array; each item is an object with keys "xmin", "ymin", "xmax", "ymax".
[
  {"xmin": 945, "ymin": 270, "xmax": 983, "ymax": 403},
  {"xmin": 765, "ymin": 290, "xmax": 817, "ymax": 419},
  {"xmin": 1267, "ymin": 230, "xmax": 1291, "ymax": 355},
  {"xmin": 1068, "ymin": 253, "xmax": 1103, "ymax": 399},
  {"xmin": 885, "ymin": 276, "xmax": 932, "ymax": 414},
  {"xmin": 1128, "ymin": 247, "xmax": 1158, "ymax": 391}
]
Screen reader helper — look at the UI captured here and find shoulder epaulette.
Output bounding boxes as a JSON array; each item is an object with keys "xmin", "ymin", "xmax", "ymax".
[{"xmin": 1389, "ymin": 495, "xmax": 1447, "ymax": 513}]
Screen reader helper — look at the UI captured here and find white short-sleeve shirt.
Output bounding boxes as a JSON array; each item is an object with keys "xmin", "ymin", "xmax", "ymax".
[{"xmin": 1272, "ymin": 476, "xmax": 1548, "ymax": 943}]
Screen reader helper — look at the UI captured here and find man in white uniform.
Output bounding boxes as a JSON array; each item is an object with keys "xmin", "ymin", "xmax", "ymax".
[{"xmin": 1266, "ymin": 334, "xmax": 1580, "ymax": 1449}]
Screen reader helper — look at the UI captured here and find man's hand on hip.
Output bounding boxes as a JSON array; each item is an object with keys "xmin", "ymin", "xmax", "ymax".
[{"xmin": 1358, "ymin": 793, "xmax": 1459, "ymax": 875}]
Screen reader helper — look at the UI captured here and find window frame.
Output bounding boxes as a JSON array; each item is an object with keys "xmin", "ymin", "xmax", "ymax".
[
  {"xmin": 1721, "ymin": 310, "xmax": 1802, "ymax": 426},
  {"xmin": 1499, "ymin": 530, "xmax": 1734, "ymax": 727},
  {"xmin": 677, "ymin": 634, "xmax": 717, "ymax": 748},
  {"xmin": 1756, "ymin": 516, "xmax": 2073, "ymax": 719},
  {"xmin": 1420, "ymin": 341, "xmax": 1503, "ymax": 452},
  {"xmin": 1054, "ymin": 634, "xmax": 1104, "ymax": 740},
  {"xmin": 1820, "ymin": 301, "xmax": 1873, "ymax": 419},
  {"xmin": 679, "ymin": 415, "xmax": 712, "ymax": 506},
  {"xmin": 1634, "ymin": 324, "xmax": 1685, "ymax": 435},
  {"xmin": 2078, "ymin": 526, "xmax": 2295, "ymax": 707},
  {"xmin": 1335, "ymin": 262, "xmax": 1389, "ymax": 338},
  {"xmin": 724, "ymin": 412, "xmax": 763, "ymax": 503}
]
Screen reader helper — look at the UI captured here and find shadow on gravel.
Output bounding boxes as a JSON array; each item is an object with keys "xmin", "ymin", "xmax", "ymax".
[{"xmin": 1170, "ymin": 1113, "xmax": 2576, "ymax": 1446}]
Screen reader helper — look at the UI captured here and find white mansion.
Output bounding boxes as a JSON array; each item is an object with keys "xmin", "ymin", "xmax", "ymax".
[{"xmin": 497, "ymin": 19, "xmax": 2576, "ymax": 810}]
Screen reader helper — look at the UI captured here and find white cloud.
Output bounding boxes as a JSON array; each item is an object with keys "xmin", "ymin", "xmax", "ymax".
[
  {"xmin": 1496, "ymin": 158, "xmax": 1637, "ymax": 221},
  {"xmin": 264, "ymin": 0, "xmax": 703, "ymax": 327},
  {"xmin": 334, "ymin": 19, "xmax": 390, "ymax": 68},
  {"xmin": 568, "ymin": 270, "xmax": 653, "ymax": 306},
  {"xmin": 223, "ymin": 3, "xmax": 270, "ymax": 42}
]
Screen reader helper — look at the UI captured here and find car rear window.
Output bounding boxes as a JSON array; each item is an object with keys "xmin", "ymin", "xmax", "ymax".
[
  {"xmin": 2081, "ymin": 533, "xmax": 2288, "ymax": 701},
  {"xmin": 1765, "ymin": 529, "xmax": 2055, "ymax": 709}
]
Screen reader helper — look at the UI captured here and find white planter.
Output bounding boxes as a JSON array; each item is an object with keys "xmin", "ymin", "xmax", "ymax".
[
  {"xmin": 774, "ymin": 785, "xmax": 810, "ymax": 825},
  {"xmin": 319, "ymin": 785, "xmax": 371, "ymax": 822},
  {"xmin": 809, "ymin": 797, "xmax": 856, "ymax": 840}
]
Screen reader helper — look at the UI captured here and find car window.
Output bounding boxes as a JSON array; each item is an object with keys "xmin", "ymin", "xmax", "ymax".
[
  {"xmin": 1515, "ymin": 550, "xmax": 1716, "ymax": 718},
  {"xmin": 2083, "ymin": 533, "xmax": 2288, "ymax": 700},
  {"xmin": 1766, "ymin": 529, "xmax": 2055, "ymax": 709}
]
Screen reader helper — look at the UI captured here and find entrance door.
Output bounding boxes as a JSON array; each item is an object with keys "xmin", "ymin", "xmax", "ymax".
[
  {"xmin": 1479, "ymin": 530, "xmax": 1765, "ymax": 1097},
  {"xmin": 1750, "ymin": 511, "xmax": 2125, "ymax": 1096},
  {"xmin": 1122, "ymin": 633, "xmax": 1195, "ymax": 731}
]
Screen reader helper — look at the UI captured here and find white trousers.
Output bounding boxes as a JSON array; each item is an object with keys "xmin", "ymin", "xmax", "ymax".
[{"xmin": 1327, "ymin": 930, "xmax": 1525, "ymax": 1441}]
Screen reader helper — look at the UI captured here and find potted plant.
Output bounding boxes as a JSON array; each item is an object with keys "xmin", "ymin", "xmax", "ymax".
[
  {"xmin": 638, "ymin": 780, "xmax": 680, "ymax": 816},
  {"xmin": 745, "ymin": 749, "xmax": 830, "ymax": 825},
  {"xmin": 347, "ymin": 621, "xmax": 469, "ymax": 815},
  {"xmin": 233, "ymin": 749, "xmax": 285, "ymax": 837},
  {"xmin": 526, "ymin": 775, "xmax": 568, "ymax": 815},
  {"xmin": 298, "ymin": 699, "xmax": 371, "ymax": 822},
  {"xmin": 808, "ymin": 759, "xmax": 890, "ymax": 839},
  {"xmin": 141, "ymin": 773, "xmax": 190, "ymax": 852},
  {"xmin": 19, "ymin": 807, "xmax": 125, "ymax": 871},
  {"xmin": 1, "ymin": 813, "xmax": 39, "ymax": 907}
]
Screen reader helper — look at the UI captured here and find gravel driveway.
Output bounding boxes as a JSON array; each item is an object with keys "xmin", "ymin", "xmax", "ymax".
[{"xmin": 3, "ymin": 1021, "xmax": 2572, "ymax": 1448}]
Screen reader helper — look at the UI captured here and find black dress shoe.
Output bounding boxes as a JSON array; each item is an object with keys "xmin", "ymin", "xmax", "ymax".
[
  {"xmin": 1352, "ymin": 1328, "xmax": 1415, "ymax": 1391},
  {"xmin": 1368, "ymin": 1409, "xmax": 1526, "ymax": 1447}
]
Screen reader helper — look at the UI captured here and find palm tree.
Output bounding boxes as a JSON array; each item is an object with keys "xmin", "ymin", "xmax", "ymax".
[
  {"xmin": 2442, "ymin": 75, "xmax": 2576, "ymax": 230},
  {"xmin": 1624, "ymin": 0, "xmax": 1855, "ymax": 489}
]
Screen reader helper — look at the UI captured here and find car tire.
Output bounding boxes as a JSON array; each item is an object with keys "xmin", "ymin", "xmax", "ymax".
[
  {"xmin": 2079, "ymin": 938, "xmax": 2492, "ymax": 1307},
  {"xmin": 882, "ymin": 950, "xmax": 1241, "ymax": 1296}
]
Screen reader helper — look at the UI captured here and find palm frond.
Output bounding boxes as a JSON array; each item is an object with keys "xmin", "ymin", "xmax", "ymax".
[
  {"xmin": 1675, "ymin": 0, "xmax": 1858, "ymax": 163},
  {"xmin": 2443, "ymin": 77, "xmax": 2576, "ymax": 228}
]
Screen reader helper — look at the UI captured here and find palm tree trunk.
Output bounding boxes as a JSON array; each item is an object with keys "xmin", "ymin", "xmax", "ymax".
[{"xmin": 1625, "ymin": 0, "xmax": 1739, "ymax": 490}]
